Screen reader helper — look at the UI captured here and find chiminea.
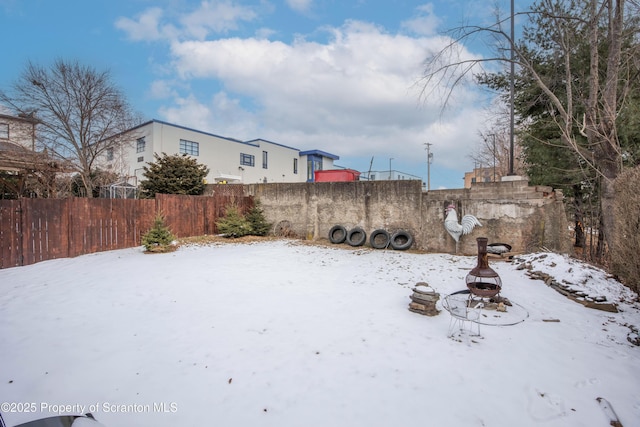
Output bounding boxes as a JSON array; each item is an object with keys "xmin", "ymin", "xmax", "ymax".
[{"xmin": 466, "ymin": 237, "xmax": 502, "ymax": 298}]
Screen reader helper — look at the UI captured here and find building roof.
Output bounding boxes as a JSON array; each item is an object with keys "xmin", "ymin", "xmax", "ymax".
[
  {"xmin": 299, "ymin": 149, "xmax": 340, "ymax": 160},
  {"xmin": 132, "ymin": 119, "xmax": 245, "ymax": 144},
  {"xmin": 244, "ymin": 138, "xmax": 301, "ymax": 152},
  {"xmin": 127, "ymin": 119, "xmax": 340, "ymax": 160},
  {"xmin": 0, "ymin": 112, "xmax": 39, "ymax": 123}
]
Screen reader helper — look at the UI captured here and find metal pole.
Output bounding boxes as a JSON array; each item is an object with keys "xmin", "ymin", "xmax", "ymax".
[
  {"xmin": 427, "ymin": 144, "xmax": 431, "ymax": 191},
  {"xmin": 425, "ymin": 142, "xmax": 432, "ymax": 191},
  {"xmin": 509, "ymin": 0, "xmax": 515, "ymax": 176},
  {"xmin": 389, "ymin": 158, "xmax": 393, "ymax": 180},
  {"xmin": 492, "ymin": 134, "xmax": 496, "ymax": 182}
]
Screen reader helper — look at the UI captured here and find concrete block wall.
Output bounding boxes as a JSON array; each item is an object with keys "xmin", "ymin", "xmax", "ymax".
[
  {"xmin": 243, "ymin": 180, "xmax": 423, "ymax": 243},
  {"xmin": 211, "ymin": 179, "xmax": 571, "ymax": 255}
]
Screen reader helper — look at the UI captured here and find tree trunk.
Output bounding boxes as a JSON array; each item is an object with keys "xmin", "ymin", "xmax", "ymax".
[
  {"xmin": 585, "ymin": 0, "xmax": 624, "ymax": 262},
  {"xmin": 572, "ymin": 184, "xmax": 586, "ymax": 251},
  {"xmin": 597, "ymin": 161, "xmax": 618, "ymax": 262},
  {"xmin": 79, "ymin": 171, "xmax": 94, "ymax": 198}
]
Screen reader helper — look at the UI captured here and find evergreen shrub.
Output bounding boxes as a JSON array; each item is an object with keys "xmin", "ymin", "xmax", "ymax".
[
  {"xmin": 216, "ymin": 205, "xmax": 252, "ymax": 238},
  {"xmin": 245, "ymin": 200, "xmax": 272, "ymax": 236},
  {"xmin": 142, "ymin": 213, "xmax": 177, "ymax": 253}
]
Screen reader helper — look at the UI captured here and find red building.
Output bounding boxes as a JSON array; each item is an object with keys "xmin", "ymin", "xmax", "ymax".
[{"xmin": 314, "ymin": 169, "xmax": 361, "ymax": 182}]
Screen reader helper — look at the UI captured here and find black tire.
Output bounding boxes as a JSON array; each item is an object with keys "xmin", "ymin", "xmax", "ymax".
[
  {"xmin": 390, "ymin": 230, "xmax": 413, "ymax": 250},
  {"xmin": 346, "ymin": 227, "xmax": 367, "ymax": 247},
  {"xmin": 328, "ymin": 225, "xmax": 347, "ymax": 244},
  {"xmin": 369, "ymin": 229, "xmax": 390, "ymax": 249}
]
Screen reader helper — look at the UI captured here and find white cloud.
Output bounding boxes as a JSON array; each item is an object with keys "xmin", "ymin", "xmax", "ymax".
[
  {"xmin": 158, "ymin": 94, "xmax": 213, "ymax": 128},
  {"xmin": 255, "ymin": 27, "xmax": 277, "ymax": 39},
  {"xmin": 159, "ymin": 91, "xmax": 258, "ymax": 139},
  {"xmin": 116, "ymin": 2, "xmax": 257, "ymax": 42},
  {"xmin": 401, "ymin": 3, "xmax": 442, "ymax": 36},
  {"xmin": 115, "ymin": 7, "xmax": 167, "ymax": 42},
  {"xmin": 179, "ymin": 1, "xmax": 258, "ymax": 39},
  {"xmin": 164, "ymin": 19, "xmax": 484, "ymax": 163},
  {"xmin": 120, "ymin": 5, "xmax": 491, "ymax": 186},
  {"xmin": 148, "ymin": 79, "xmax": 179, "ymax": 99},
  {"xmin": 286, "ymin": 0, "xmax": 313, "ymax": 13}
]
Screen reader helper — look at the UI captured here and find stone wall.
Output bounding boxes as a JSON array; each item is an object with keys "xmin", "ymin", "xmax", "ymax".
[
  {"xmin": 207, "ymin": 179, "xmax": 571, "ymax": 255},
  {"xmin": 421, "ymin": 180, "xmax": 570, "ymax": 254}
]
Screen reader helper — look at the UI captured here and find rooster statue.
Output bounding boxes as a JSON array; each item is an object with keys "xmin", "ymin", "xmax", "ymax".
[{"xmin": 444, "ymin": 204, "xmax": 482, "ymax": 253}]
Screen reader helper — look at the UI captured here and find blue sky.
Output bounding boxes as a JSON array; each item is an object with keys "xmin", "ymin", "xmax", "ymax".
[{"xmin": 0, "ymin": 0, "xmax": 532, "ymax": 188}]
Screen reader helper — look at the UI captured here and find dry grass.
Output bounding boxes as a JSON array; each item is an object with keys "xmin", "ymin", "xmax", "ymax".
[{"xmin": 178, "ymin": 234, "xmax": 285, "ymax": 246}]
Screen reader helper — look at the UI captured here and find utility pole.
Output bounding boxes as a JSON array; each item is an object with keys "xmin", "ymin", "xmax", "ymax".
[
  {"xmin": 424, "ymin": 142, "xmax": 433, "ymax": 190},
  {"xmin": 492, "ymin": 134, "xmax": 496, "ymax": 182},
  {"xmin": 509, "ymin": 0, "xmax": 515, "ymax": 176}
]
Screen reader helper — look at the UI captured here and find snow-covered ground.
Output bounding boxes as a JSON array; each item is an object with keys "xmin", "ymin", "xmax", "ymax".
[{"xmin": 1, "ymin": 240, "xmax": 639, "ymax": 427}]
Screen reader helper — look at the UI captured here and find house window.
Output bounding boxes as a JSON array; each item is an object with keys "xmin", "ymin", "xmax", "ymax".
[
  {"xmin": 136, "ymin": 137, "xmax": 146, "ymax": 153},
  {"xmin": 293, "ymin": 158, "xmax": 298, "ymax": 174},
  {"xmin": 106, "ymin": 148, "xmax": 114, "ymax": 161},
  {"xmin": 262, "ymin": 151, "xmax": 268, "ymax": 169},
  {"xmin": 0, "ymin": 123, "xmax": 8, "ymax": 139},
  {"xmin": 240, "ymin": 153, "xmax": 255, "ymax": 167},
  {"xmin": 180, "ymin": 139, "xmax": 199, "ymax": 156},
  {"xmin": 137, "ymin": 156, "xmax": 144, "ymax": 163}
]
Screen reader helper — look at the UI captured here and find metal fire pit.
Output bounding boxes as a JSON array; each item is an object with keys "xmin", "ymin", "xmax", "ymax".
[{"xmin": 466, "ymin": 237, "xmax": 502, "ymax": 298}]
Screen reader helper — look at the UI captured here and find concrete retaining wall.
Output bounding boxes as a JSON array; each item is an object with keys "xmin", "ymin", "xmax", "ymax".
[{"xmin": 207, "ymin": 179, "xmax": 571, "ymax": 255}]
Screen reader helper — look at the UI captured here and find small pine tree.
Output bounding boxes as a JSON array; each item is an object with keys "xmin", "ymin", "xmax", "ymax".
[
  {"xmin": 142, "ymin": 213, "xmax": 176, "ymax": 252},
  {"xmin": 245, "ymin": 200, "xmax": 271, "ymax": 236},
  {"xmin": 216, "ymin": 205, "xmax": 251, "ymax": 238}
]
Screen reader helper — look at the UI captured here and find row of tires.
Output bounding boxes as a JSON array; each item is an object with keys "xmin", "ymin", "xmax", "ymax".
[{"xmin": 328, "ymin": 225, "xmax": 414, "ymax": 250}]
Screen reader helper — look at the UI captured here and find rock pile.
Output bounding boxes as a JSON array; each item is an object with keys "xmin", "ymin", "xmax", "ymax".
[
  {"xmin": 408, "ymin": 282, "xmax": 440, "ymax": 316},
  {"xmin": 516, "ymin": 262, "xmax": 619, "ymax": 313}
]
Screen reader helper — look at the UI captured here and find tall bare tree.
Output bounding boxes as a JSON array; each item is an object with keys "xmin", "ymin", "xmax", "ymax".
[
  {"xmin": 471, "ymin": 130, "xmax": 522, "ymax": 179},
  {"xmin": 0, "ymin": 59, "xmax": 141, "ymax": 197},
  {"xmin": 420, "ymin": 0, "xmax": 640, "ymax": 259},
  {"xmin": 471, "ymin": 102, "xmax": 525, "ymax": 179}
]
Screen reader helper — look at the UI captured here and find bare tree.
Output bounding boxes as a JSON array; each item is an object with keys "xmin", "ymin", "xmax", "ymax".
[
  {"xmin": 0, "ymin": 59, "xmax": 141, "ymax": 197},
  {"xmin": 470, "ymin": 102, "xmax": 525, "ymax": 179},
  {"xmin": 470, "ymin": 131, "xmax": 520, "ymax": 179},
  {"xmin": 419, "ymin": 0, "xmax": 639, "ymax": 258}
]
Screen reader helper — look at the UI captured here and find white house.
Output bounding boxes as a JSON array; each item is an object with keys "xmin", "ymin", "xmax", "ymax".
[{"xmin": 113, "ymin": 120, "xmax": 340, "ymax": 185}]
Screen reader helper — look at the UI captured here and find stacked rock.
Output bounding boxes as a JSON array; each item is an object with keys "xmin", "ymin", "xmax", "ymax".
[{"xmin": 408, "ymin": 282, "xmax": 440, "ymax": 316}]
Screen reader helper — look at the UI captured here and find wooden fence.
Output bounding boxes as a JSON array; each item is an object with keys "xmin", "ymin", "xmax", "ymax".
[{"xmin": 0, "ymin": 193, "xmax": 252, "ymax": 269}]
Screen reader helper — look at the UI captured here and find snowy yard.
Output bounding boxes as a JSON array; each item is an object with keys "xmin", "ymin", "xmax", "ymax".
[{"xmin": 1, "ymin": 239, "xmax": 639, "ymax": 427}]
